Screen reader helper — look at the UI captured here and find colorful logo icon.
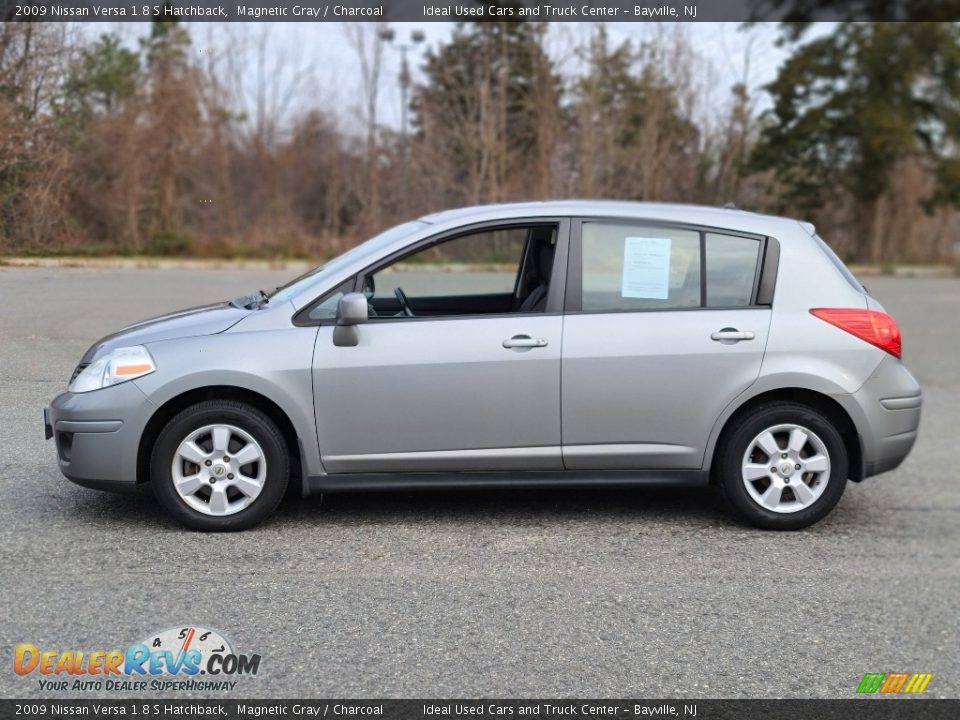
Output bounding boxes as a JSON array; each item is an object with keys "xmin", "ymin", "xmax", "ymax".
[{"xmin": 856, "ymin": 672, "xmax": 933, "ymax": 694}]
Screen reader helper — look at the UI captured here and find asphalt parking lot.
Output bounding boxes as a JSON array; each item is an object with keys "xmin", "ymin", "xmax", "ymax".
[{"xmin": 0, "ymin": 266, "xmax": 957, "ymax": 699}]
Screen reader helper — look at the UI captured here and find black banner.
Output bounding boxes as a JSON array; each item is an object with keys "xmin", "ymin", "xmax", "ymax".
[
  {"xmin": 1, "ymin": 700, "xmax": 960, "ymax": 720},
  {"xmin": 3, "ymin": 0, "xmax": 960, "ymax": 23}
]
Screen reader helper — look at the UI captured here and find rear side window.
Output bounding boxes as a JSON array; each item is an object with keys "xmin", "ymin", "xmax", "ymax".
[
  {"xmin": 581, "ymin": 222, "xmax": 701, "ymax": 311},
  {"xmin": 705, "ymin": 233, "xmax": 761, "ymax": 307},
  {"xmin": 577, "ymin": 221, "xmax": 764, "ymax": 312}
]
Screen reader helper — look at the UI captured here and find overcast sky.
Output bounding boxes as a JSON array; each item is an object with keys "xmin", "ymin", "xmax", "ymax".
[{"xmin": 85, "ymin": 21, "xmax": 828, "ymax": 134}]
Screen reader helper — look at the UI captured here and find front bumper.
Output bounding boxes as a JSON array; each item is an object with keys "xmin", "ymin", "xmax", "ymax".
[{"xmin": 45, "ymin": 381, "xmax": 157, "ymax": 492}]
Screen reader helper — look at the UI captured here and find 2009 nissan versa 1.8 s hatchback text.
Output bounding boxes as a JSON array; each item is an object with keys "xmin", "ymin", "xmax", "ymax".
[{"xmin": 44, "ymin": 201, "xmax": 922, "ymax": 531}]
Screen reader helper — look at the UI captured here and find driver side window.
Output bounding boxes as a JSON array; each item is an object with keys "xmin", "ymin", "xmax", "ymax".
[{"xmin": 365, "ymin": 224, "xmax": 558, "ymax": 319}]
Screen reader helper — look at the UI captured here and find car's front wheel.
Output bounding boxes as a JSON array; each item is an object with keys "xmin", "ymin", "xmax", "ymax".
[
  {"xmin": 151, "ymin": 400, "xmax": 289, "ymax": 531},
  {"xmin": 715, "ymin": 402, "xmax": 848, "ymax": 530}
]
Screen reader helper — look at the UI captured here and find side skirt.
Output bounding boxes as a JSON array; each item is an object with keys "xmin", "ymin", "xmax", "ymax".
[{"xmin": 304, "ymin": 469, "xmax": 708, "ymax": 496}]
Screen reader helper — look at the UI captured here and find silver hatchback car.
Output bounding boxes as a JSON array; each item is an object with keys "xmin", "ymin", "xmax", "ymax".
[{"xmin": 45, "ymin": 201, "xmax": 921, "ymax": 531}]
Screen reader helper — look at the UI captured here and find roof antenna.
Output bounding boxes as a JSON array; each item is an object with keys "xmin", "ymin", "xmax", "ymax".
[{"xmin": 722, "ymin": 202, "xmax": 738, "ymax": 210}]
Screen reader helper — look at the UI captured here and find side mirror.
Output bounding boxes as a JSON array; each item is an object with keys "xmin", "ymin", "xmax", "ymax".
[
  {"xmin": 337, "ymin": 292, "xmax": 369, "ymax": 326},
  {"xmin": 333, "ymin": 292, "xmax": 368, "ymax": 347}
]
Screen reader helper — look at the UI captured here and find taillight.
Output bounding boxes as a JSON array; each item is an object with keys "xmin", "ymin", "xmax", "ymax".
[{"xmin": 810, "ymin": 308, "xmax": 902, "ymax": 359}]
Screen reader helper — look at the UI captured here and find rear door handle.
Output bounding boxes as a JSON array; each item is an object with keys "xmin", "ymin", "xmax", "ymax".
[
  {"xmin": 503, "ymin": 335, "xmax": 548, "ymax": 349},
  {"xmin": 711, "ymin": 328, "xmax": 755, "ymax": 343}
]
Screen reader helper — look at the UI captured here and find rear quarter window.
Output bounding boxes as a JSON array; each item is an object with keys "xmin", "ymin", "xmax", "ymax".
[{"xmin": 813, "ymin": 234, "xmax": 866, "ymax": 293}]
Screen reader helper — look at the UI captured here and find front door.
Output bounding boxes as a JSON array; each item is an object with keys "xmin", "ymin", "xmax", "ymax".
[
  {"xmin": 561, "ymin": 219, "xmax": 772, "ymax": 470},
  {"xmin": 313, "ymin": 221, "xmax": 567, "ymax": 474}
]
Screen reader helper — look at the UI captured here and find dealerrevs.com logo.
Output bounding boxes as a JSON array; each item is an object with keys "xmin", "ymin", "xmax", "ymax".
[{"xmin": 13, "ymin": 626, "xmax": 261, "ymax": 692}]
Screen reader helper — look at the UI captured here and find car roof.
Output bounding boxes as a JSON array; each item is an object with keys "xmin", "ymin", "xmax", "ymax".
[{"xmin": 420, "ymin": 200, "xmax": 815, "ymax": 237}]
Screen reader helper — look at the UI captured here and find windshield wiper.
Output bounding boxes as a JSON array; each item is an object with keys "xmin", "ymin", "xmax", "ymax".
[{"xmin": 229, "ymin": 290, "xmax": 269, "ymax": 310}]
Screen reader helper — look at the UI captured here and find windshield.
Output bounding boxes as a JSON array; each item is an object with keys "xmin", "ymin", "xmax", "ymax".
[{"xmin": 267, "ymin": 221, "xmax": 428, "ymax": 304}]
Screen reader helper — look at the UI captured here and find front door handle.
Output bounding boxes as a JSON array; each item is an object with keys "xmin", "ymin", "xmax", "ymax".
[
  {"xmin": 711, "ymin": 328, "xmax": 755, "ymax": 343},
  {"xmin": 503, "ymin": 335, "xmax": 548, "ymax": 349}
]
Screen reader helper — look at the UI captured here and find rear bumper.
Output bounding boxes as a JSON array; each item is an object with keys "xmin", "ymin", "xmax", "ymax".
[
  {"xmin": 835, "ymin": 355, "xmax": 922, "ymax": 479},
  {"xmin": 45, "ymin": 382, "xmax": 157, "ymax": 492}
]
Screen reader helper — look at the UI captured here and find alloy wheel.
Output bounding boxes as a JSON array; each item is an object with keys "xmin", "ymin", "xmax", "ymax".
[
  {"xmin": 741, "ymin": 423, "xmax": 831, "ymax": 514},
  {"xmin": 171, "ymin": 424, "xmax": 267, "ymax": 516}
]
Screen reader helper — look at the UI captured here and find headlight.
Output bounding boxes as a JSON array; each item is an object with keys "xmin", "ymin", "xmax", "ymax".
[{"xmin": 68, "ymin": 346, "xmax": 157, "ymax": 393}]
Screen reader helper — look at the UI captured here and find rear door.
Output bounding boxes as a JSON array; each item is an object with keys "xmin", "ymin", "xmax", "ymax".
[{"xmin": 560, "ymin": 219, "xmax": 774, "ymax": 470}]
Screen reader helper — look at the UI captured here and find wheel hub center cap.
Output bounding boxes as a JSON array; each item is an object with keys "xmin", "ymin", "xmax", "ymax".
[
  {"xmin": 778, "ymin": 461, "xmax": 795, "ymax": 477},
  {"xmin": 212, "ymin": 464, "xmax": 227, "ymax": 477}
]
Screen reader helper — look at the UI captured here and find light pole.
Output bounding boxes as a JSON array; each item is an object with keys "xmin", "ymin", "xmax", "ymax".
[{"xmin": 378, "ymin": 27, "xmax": 425, "ymax": 217}]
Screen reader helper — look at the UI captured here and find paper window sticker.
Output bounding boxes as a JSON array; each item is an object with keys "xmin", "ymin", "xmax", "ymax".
[{"xmin": 621, "ymin": 237, "xmax": 671, "ymax": 299}]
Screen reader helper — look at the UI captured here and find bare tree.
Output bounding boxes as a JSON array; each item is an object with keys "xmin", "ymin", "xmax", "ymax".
[
  {"xmin": 345, "ymin": 22, "xmax": 389, "ymax": 232},
  {"xmin": 0, "ymin": 23, "xmax": 75, "ymax": 251}
]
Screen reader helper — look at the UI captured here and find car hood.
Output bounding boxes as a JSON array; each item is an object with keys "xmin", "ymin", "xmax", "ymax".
[{"xmin": 80, "ymin": 303, "xmax": 250, "ymax": 363}]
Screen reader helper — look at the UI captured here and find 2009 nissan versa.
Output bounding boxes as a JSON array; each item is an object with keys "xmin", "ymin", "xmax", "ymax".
[{"xmin": 44, "ymin": 201, "xmax": 922, "ymax": 531}]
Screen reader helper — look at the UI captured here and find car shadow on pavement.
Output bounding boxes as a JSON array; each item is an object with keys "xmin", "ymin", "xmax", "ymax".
[
  {"xmin": 53, "ymin": 479, "xmax": 731, "ymax": 530},
  {"xmin": 279, "ymin": 485, "xmax": 731, "ymax": 528},
  {"xmin": 50, "ymin": 473, "xmax": 877, "ymax": 535}
]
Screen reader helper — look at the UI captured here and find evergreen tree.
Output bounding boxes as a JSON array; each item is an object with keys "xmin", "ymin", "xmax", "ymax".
[
  {"xmin": 751, "ymin": 22, "xmax": 960, "ymax": 261},
  {"xmin": 572, "ymin": 26, "xmax": 698, "ymax": 200},
  {"xmin": 413, "ymin": 16, "xmax": 560, "ymax": 203},
  {"xmin": 58, "ymin": 34, "xmax": 139, "ymax": 124}
]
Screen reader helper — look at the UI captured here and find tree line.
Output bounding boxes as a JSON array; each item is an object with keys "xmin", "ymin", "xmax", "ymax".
[{"xmin": 1, "ymin": 19, "xmax": 958, "ymax": 264}]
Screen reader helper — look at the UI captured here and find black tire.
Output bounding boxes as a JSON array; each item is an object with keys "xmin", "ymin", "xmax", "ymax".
[
  {"xmin": 714, "ymin": 402, "xmax": 848, "ymax": 530},
  {"xmin": 150, "ymin": 400, "xmax": 289, "ymax": 531}
]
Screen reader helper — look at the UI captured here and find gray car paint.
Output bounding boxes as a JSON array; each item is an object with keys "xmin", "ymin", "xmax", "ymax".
[
  {"xmin": 45, "ymin": 200, "xmax": 921, "ymax": 493},
  {"xmin": 313, "ymin": 315, "xmax": 564, "ymax": 473},
  {"xmin": 80, "ymin": 303, "xmax": 251, "ymax": 364},
  {"xmin": 47, "ymin": 380, "xmax": 156, "ymax": 486},
  {"xmin": 561, "ymin": 307, "xmax": 772, "ymax": 470},
  {"xmin": 132, "ymin": 315, "xmax": 325, "ymax": 478}
]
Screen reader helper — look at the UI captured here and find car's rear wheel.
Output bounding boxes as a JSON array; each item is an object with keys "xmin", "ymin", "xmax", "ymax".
[
  {"xmin": 150, "ymin": 400, "xmax": 289, "ymax": 531},
  {"xmin": 715, "ymin": 402, "xmax": 848, "ymax": 530}
]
